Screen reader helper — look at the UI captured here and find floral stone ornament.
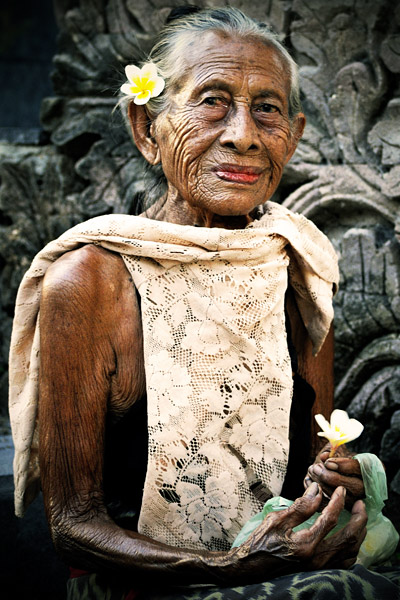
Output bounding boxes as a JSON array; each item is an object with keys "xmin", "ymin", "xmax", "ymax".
[
  {"xmin": 315, "ymin": 409, "xmax": 364, "ymax": 457},
  {"xmin": 120, "ymin": 63, "xmax": 165, "ymax": 105}
]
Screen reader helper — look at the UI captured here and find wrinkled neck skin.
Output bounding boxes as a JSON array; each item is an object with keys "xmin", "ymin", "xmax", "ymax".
[{"xmin": 143, "ymin": 192, "xmax": 261, "ymax": 230}]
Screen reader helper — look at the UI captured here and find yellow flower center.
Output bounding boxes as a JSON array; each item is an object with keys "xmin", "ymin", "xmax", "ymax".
[{"xmin": 130, "ymin": 76, "xmax": 156, "ymax": 96}]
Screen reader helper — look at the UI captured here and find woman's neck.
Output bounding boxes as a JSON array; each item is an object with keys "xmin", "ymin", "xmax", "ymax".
[{"xmin": 142, "ymin": 195, "xmax": 259, "ymax": 230}]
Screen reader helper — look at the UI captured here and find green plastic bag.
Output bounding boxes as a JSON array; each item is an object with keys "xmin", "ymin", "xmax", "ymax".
[{"xmin": 232, "ymin": 453, "xmax": 399, "ymax": 568}]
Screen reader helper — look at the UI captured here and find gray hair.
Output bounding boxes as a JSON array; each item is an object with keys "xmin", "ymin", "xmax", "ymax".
[{"xmin": 145, "ymin": 6, "xmax": 301, "ymax": 119}]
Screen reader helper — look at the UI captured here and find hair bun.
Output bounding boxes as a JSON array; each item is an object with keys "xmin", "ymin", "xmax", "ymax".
[{"xmin": 166, "ymin": 5, "xmax": 202, "ymax": 24}]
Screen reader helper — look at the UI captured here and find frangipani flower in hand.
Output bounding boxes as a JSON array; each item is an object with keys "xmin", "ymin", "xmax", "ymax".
[
  {"xmin": 120, "ymin": 63, "xmax": 165, "ymax": 105},
  {"xmin": 315, "ymin": 409, "xmax": 364, "ymax": 457}
]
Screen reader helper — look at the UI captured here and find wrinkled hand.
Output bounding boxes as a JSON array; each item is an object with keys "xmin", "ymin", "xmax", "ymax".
[
  {"xmin": 230, "ymin": 482, "xmax": 367, "ymax": 580},
  {"xmin": 304, "ymin": 443, "xmax": 364, "ymax": 510}
]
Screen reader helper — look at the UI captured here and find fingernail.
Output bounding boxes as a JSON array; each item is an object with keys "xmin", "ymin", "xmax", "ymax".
[
  {"xmin": 311, "ymin": 463, "xmax": 323, "ymax": 475},
  {"xmin": 306, "ymin": 482, "xmax": 319, "ymax": 497},
  {"xmin": 326, "ymin": 460, "xmax": 338, "ymax": 470}
]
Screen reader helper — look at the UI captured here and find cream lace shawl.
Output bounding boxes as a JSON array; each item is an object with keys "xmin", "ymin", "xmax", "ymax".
[{"xmin": 9, "ymin": 201, "xmax": 339, "ymax": 551}]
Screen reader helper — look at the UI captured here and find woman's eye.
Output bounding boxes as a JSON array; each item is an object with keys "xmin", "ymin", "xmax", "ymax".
[
  {"xmin": 254, "ymin": 103, "xmax": 279, "ymax": 114},
  {"xmin": 203, "ymin": 96, "xmax": 228, "ymax": 108}
]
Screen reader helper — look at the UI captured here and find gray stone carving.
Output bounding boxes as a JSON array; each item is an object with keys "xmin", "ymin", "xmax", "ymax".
[{"xmin": 1, "ymin": 0, "xmax": 399, "ymax": 532}]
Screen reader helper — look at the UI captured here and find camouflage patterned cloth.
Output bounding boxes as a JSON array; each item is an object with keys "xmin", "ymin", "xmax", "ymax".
[{"xmin": 66, "ymin": 564, "xmax": 400, "ymax": 600}]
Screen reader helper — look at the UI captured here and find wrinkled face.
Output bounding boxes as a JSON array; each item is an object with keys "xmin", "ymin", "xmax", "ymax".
[{"xmin": 152, "ymin": 31, "xmax": 304, "ymax": 218}]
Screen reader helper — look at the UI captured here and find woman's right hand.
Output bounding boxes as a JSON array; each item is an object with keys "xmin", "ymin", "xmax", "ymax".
[{"xmin": 225, "ymin": 482, "xmax": 367, "ymax": 582}]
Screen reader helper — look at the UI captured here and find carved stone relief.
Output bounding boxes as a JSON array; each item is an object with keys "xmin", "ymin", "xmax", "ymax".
[{"xmin": 1, "ymin": 0, "xmax": 399, "ymax": 529}]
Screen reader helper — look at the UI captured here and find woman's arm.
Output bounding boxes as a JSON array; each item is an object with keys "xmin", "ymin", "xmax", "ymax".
[{"xmin": 39, "ymin": 246, "xmax": 367, "ymax": 586}]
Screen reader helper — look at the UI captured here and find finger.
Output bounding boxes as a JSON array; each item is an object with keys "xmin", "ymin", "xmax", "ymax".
[
  {"xmin": 314, "ymin": 444, "xmax": 331, "ymax": 463},
  {"xmin": 350, "ymin": 499, "xmax": 368, "ymax": 525},
  {"xmin": 279, "ymin": 482, "xmax": 323, "ymax": 530},
  {"xmin": 319, "ymin": 537, "xmax": 361, "ymax": 570},
  {"xmin": 303, "ymin": 475, "xmax": 312, "ymax": 489},
  {"xmin": 317, "ymin": 450, "xmax": 330, "ymax": 464},
  {"xmin": 325, "ymin": 458, "xmax": 361, "ymax": 476},
  {"xmin": 302, "ymin": 486, "xmax": 346, "ymax": 543},
  {"xmin": 250, "ymin": 482, "xmax": 322, "ymax": 536},
  {"xmin": 323, "ymin": 499, "xmax": 367, "ymax": 552},
  {"xmin": 303, "ymin": 475, "xmax": 330, "ymax": 512},
  {"xmin": 309, "ymin": 498, "xmax": 367, "ymax": 569},
  {"xmin": 308, "ymin": 463, "xmax": 364, "ymax": 500}
]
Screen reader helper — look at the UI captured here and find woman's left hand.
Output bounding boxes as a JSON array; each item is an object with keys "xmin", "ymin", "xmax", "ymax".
[{"xmin": 304, "ymin": 443, "xmax": 365, "ymax": 510}]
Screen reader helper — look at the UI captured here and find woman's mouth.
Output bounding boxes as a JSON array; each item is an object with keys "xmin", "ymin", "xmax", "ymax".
[{"xmin": 214, "ymin": 164, "xmax": 262, "ymax": 184}]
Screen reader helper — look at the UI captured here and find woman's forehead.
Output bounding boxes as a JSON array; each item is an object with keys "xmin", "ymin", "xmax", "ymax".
[{"xmin": 176, "ymin": 31, "xmax": 291, "ymax": 98}]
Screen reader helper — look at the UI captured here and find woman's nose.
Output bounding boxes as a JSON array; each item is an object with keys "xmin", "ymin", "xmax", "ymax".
[{"xmin": 219, "ymin": 105, "xmax": 260, "ymax": 153}]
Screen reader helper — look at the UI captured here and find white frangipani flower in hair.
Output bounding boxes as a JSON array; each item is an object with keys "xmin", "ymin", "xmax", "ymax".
[
  {"xmin": 120, "ymin": 63, "xmax": 165, "ymax": 105},
  {"xmin": 315, "ymin": 409, "xmax": 364, "ymax": 457}
]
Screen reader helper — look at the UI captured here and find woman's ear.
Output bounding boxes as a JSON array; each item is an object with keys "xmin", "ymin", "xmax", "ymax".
[{"xmin": 127, "ymin": 101, "xmax": 161, "ymax": 165}]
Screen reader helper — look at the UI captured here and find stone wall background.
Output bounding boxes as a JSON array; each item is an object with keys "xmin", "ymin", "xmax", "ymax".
[{"xmin": 1, "ymin": 0, "xmax": 399, "ymax": 552}]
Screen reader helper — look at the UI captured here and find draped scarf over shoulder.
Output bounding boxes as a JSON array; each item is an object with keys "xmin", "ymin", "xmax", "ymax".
[{"xmin": 9, "ymin": 202, "xmax": 339, "ymax": 550}]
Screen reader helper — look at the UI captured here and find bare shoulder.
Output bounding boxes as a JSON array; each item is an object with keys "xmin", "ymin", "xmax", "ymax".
[
  {"xmin": 43, "ymin": 244, "xmax": 130, "ymax": 298},
  {"xmin": 42, "ymin": 243, "xmax": 139, "ymax": 333},
  {"xmin": 40, "ymin": 244, "xmax": 145, "ymax": 411}
]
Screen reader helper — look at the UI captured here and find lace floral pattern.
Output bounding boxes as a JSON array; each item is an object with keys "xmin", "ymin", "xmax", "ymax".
[
  {"xmin": 8, "ymin": 202, "xmax": 339, "ymax": 553},
  {"xmin": 164, "ymin": 473, "xmax": 240, "ymax": 545}
]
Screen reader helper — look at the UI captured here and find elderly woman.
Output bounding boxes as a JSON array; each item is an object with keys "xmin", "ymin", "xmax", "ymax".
[{"xmin": 9, "ymin": 6, "xmax": 399, "ymax": 600}]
